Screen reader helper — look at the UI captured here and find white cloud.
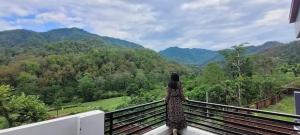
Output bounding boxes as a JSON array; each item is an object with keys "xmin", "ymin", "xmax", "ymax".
[
  {"xmin": 255, "ymin": 9, "xmax": 289, "ymax": 27},
  {"xmin": 181, "ymin": 0, "xmax": 231, "ymax": 11},
  {"xmin": 0, "ymin": 0, "xmax": 295, "ymax": 51},
  {"xmin": 0, "ymin": 20, "xmax": 20, "ymax": 30},
  {"xmin": 248, "ymin": 0, "xmax": 283, "ymax": 5},
  {"xmin": 0, "ymin": 1, "xmax": 31, "ymax": 17},
  {"xmin": 0, "ymin": 0, "xmax": 164, "ymax": 41},
  {"xmin": 34, "ymin": 12, "xmax": 84, "ymax": 28}
]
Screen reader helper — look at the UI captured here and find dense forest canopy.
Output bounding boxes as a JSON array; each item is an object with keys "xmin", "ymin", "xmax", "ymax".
[{"xmin": 0, "ymin": 28, "xmax": 190, "ymax": 106}]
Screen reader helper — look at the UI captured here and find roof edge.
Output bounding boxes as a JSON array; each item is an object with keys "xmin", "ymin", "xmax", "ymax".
[{"xmin": 290, "ymin": 0, "xmax": 300, "ymax": 23}]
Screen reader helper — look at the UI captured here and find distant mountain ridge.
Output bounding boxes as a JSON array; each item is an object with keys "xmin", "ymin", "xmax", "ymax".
[
  {"xmin": 0, "ymin": 27, "xmax": 298, "ymax": 66},
  {"xmin": 244, "ymin": 41, "xmax": 284, "ymax": 55},
  {"xmin": 0, "ymin": 28, "xmax": 143, "ymax": 49},
  {"xmin": 159, "ymin": 47, "xmax": 221, "ymax": 65},
  {"xmin": 159, "ymin": 41, "xmax": 285, "ymax": 65},
  {"xmin": 260, "ymin": 40, "xmax": 300, "ymax": 63}
]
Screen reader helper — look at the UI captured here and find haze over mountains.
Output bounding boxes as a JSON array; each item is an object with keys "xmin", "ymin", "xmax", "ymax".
[{"xmin": 0, "ymin": 27, "xmax": 299, "ymax": 66}]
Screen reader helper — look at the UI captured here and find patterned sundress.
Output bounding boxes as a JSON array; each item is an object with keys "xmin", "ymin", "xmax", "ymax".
[{"xmin": 165, "ymin": 83, "xmax": 187, "ymax": 130}]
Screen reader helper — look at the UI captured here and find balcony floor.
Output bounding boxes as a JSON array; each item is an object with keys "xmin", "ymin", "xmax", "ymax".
[{"xmin": 143, "ymin": 125, "xmax": 216, "ymax": 135}]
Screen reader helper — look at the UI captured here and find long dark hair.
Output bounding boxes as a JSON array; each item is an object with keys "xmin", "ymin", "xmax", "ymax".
[{"xmin": 168, "ymin": 73, "xmax": 180, "ymax": 89}]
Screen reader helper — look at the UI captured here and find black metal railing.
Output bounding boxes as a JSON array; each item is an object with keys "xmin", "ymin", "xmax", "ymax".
[
  {"xmin": 105, "ymin": 99, "xmax": 300, "ymax": 135},
  {"xmin": 184, "ymin": 100, "xmax": 300, "ymax": 135},
  {"xmin": 105, "ymin": 100, "xmax": 166, "ymax": 135}
]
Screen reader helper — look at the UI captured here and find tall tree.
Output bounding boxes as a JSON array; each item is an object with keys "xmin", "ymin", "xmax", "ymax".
[{"xmin": 221, "ymin": 44, "xmax": 247, "ymax": 106}]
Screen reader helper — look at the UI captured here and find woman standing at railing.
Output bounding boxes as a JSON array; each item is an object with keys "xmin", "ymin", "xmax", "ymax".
[{"xmin": 165, "ymin": 73, "xmax": 187, "ymax": 135}]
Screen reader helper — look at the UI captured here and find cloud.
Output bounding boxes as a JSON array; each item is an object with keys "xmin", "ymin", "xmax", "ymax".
[
  {"xmin": 0, "ymin": 0, "xmax": 295, "ymax": 51},
  {"xmin": 0, "ymin": 19, "xmax": 20, "ymax": 30},
  {"xmin": 248, "ymin": 0, "xmax": 283, "ymax": 5},
  {"xmin": 34, "ymin": 12, "xmax": 85, "ymax": 28},
  {"xmin": 255, "ymin": 9, "xmax": 289, "ymax": 27},
  {"xmin": 181, "ymin": 0, "xmax": 231, "ymax": 11}
]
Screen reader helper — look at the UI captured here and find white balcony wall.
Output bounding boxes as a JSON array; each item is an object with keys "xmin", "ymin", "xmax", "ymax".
[{"xmin": 0, "ymin": 110, "xmax": 104, "ymax": 135}]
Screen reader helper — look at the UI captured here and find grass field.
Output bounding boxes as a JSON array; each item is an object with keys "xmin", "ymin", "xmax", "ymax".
[
  {"xmin": 48, "ymin": 96, "xmax": 130, "ymax": 117},
  {"xmin": 263, "ymin": 96, "xmax": 295, "ymax": 114},
  {"xmin": 259, "ymin": 96, "xmax": 295, "ymax": 121}
]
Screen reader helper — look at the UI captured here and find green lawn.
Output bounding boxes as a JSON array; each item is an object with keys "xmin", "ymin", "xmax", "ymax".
[
  {"xmin": 259, "ymin": 96, "xmax": 295, "ymax": 121},
  {"xmin": 263, "ymin": 96, "xmax": 295, "ymax": 114},
  {"xmin": 48, "ymin": 96, "xmax": 130, "ymax": 117}
]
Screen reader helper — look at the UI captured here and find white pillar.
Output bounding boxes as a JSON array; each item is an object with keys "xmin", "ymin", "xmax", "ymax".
[{"xmin": 78, "ymin": 110, "xmax": 104, "ymax": 135}]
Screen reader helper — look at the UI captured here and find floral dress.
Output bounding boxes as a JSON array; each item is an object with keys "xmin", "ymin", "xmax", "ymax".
[{"xmin": 165, "ymin": 83, "xmax": 187, "ymax": 130}]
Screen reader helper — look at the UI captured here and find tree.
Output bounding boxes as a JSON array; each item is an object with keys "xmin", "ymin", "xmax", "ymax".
[
  {"xmin": 77, "ymin": 74, "xmax": 96, "ymax": 102},
  {"xmin": 0, "ymin": 85, "xmax": 47, "ymax": 127},
  {"xmin": 292, "ymin": 64, "xmax": 300, "ymax": 77},
  {"xmin": 221, "ymin": 44, "xmax": 247, "ymax": 106},
  {"xmin": 253, "ymin": 56, "xmax": 277, "ymax": 76},
  {"xmin": 135, "ymin": 69, "xmax": 149, "ymax": 89},
  {"xmin": 202, "ymin": 63, "xmax": 226, "ymax": 85},
  {"xmin": 0, "ymin": 85, "xmax": 13, "ymax": 127}
]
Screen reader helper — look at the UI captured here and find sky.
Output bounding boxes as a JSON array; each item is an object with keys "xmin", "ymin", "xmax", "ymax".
[{"xmin": 0, "ymin": 0, "xmax": 296, "ymax": 51}]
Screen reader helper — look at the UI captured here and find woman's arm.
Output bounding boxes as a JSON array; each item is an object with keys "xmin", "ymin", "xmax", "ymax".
[
  {"xmin": 165, "ymin": 86, "xmax": 170, "ymax": 103},
  {"xmin": 180, "ymin": 83, "xmax": 186, "ymax": 101}
]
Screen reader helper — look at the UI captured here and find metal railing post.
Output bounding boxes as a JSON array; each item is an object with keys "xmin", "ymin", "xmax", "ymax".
[{"xmin": 109, "ymin": 113, "xmax": 113, "ymax": 135}]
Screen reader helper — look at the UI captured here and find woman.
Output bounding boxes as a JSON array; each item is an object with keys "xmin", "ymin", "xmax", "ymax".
[{"xmin": 165, "ymin": 73, "xmax": 187, "ymax": 135}]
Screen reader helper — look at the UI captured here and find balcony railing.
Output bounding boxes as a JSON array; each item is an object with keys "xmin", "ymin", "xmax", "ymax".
[
  {"xmin": 105, "ymin": 100, "xmax": 166, "ymax": 135},
  {"xmin": 105, "ymin": 100, "xmax": 300, "ymax": 135},
  {"xmin": 184, "ymin": 100, "xmax": 300, "ymax": 135}
]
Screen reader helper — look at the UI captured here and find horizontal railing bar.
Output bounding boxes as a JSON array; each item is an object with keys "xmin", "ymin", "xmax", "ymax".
[
  {"xmin": 185, "ymin": 107, "xmax": 298, "ymax": 132},
  {"xmin": 187, "ymin": 100, "xmax": 300, "ymax": 119},
  {"xmin": 112, "ymin": 111, "xmax": 165, "ymax": 131},
  {"xmin": 112, "ymin": 104, "xmax": 165, "ymax": 120},
  {"xmin": 113, "ymin": 107, "xmax": 165, "ymax": 125},
  {"xmin": 115, "ymin": 116, "xmax": 165, "ymax": 135},
  {"xmin": 106, "ymin": 100, "xmax": 163, "ymax": 115},
  {"xmin": 184, "ymin": 103, "xmax": 300, "ymax": 126},
  {"xmin": 185, "ymin": 111, "xmax": 292, "ymax": 135},
  {"xmin": 186, "ymin": 116, "xmax": 263, "ymax": 135},
  {"xmin": 105, "ymin": 99, "xmax": 300, "ymax": 135}
]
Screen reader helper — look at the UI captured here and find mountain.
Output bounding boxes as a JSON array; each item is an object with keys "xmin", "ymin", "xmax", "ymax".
[
  {"xmin": 260, "ymin": 40, "xmax": 300, "ymax": 63},
  {"xmin": 160, "ymin": 41, "xmax": 283, "ymax": 65},
  {"xmin": 159, "ymin": 47, "xmax": 221, "ymax": 65},
  {"xmin": 245, "ymin": 41, "xmax": 284, "ymax": 55},
  {"xmin": 0, "ymin": 28, "xmax": 190, "ymax": 105},
  {"xmin": 0, "ymin": 28, "xmax": 143, "ymax": 49}
]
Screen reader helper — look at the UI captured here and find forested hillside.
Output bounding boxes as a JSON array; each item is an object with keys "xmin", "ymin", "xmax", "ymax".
[
  {"xmin": 0, "ymin": 28, "xmax": 190, "ymax": 106},
  {"xmin": 261, "ymin": 40, "xmax": 300, "ymax": 64},
  {"xmin": 160, "ymin": 41, "xmax": 283, "ymax": 65},
  {"xmin": 159, "ymin": 47, "xmax": 221, "ymax": 65},
  {"xmin": 0, "ymin": 28, "xmax": 143, "ymax": 49}
]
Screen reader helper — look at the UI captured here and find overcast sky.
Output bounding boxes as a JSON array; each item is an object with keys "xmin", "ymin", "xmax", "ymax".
[{"xmin": 0, "ymin": 0, "xmax": 296, "ymax": 51}]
